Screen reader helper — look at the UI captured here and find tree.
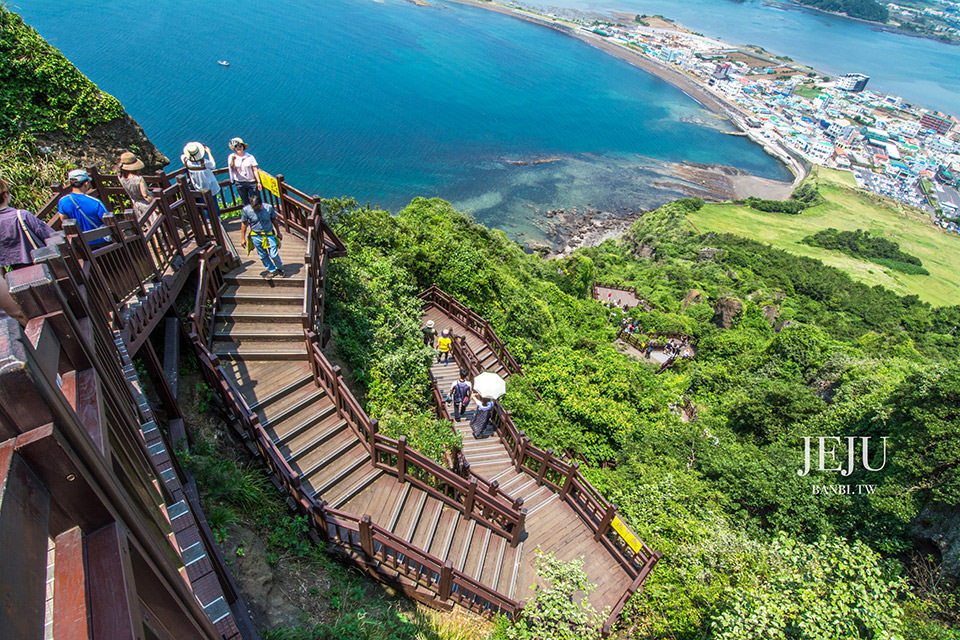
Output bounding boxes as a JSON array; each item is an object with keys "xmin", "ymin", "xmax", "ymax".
[{"xmin": 495, "ymin": 551, "xmax": 607, "ymax": 640}]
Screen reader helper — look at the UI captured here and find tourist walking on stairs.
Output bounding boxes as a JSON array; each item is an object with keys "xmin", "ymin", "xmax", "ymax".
[
  {"xmin": 421, "ymin": 319, "xmax": 437, "ymax": 347},
  {"xmin": 116, "ymin": 152, "xmax": 155, "ymax": 222},
  {"xmin": 240, "ymin": 194, "xmax": 284, "ymax": 278},
  {"xmin": 437, "ymin": 328, "xmax": 452, "ymax": 364},
  {"xmin": 228, "ymin": 137, "xmax": 260, "ymax": 205},
  {"xmin": 182, "ymin": 142, "xmax": 221, "ymax": 215},
  {"xmin": 470, "ymin": 397, "xmax": 494, "ymax": 439},
  {"xmin": 446, "ymin": 369, "xmax": 472, "ymax": 421},
  {"xmin": 57, "ymin": 169, "xmax": 109, "ymax": 246},
  {"xmin": 0, "ymin": 178, "xmax": 54, "ymax": 270}
]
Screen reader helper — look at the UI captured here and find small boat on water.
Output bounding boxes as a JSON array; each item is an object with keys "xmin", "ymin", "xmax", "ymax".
[{"xmin": 217, "ymin": 60, "xmax": 230, "ymax": 67}]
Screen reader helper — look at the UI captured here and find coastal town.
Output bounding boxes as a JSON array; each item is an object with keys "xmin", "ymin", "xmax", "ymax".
[{"xmin": 502, "ymin": 2, "xmax": 960, "ymax": 234}]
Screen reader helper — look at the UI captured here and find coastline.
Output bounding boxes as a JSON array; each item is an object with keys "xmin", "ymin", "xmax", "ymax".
[{"xmin": 443, "ymin": 0, "xmax": 807, "ymax": 193}]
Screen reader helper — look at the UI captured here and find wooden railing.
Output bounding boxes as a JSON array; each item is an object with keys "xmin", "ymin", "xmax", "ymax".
[
  {"xmin": 616, "ymin": 328, "xmax": 697, "ymax": 374},
  {"xmin": 183, "ymin": 263, "xmax": 521, "ymax": 615},
  {"xmin": 592, "ymin": 280, "xmax": 657, "ymax": 311},
  {"xmin": 417, "ymin": 285, "xmax": 522, "ymax": 376},
  {"xmin": 424, "ymin": 286, "xmax": 661, "ymax": 626},
  {"xmin": 303, "ymin": 332, "xmax": 526, "ymax": 544}
]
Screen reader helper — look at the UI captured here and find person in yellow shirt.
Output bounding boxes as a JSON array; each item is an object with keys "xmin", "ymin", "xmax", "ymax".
[{"xmin": 436, "ymin": 328, "xmax": 452, "ymax": 364}]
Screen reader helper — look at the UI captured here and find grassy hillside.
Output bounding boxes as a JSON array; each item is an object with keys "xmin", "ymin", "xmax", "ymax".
[{"xmin": 688, "ymin": 167, "xmax": 960, "ymax": 306}]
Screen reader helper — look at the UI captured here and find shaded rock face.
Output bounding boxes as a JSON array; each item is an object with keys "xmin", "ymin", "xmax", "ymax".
[
  {"xmin": 698, "ymin": 247, "xmax": 720, "ymax": 262},
  {"xmin": 712, "ymin": 297, "xmax": 743, "ymax": 329},
  {"xmin": 682, "ymin": 289, "xmax": 702, "ymax": 311},
  {"xmin": 763, "ymin": 304, "xmax": 780, "ymax": 327},
  {"xmin": 224, "ymin": 525, "xmax": 302, "ymax": 631},
  {"xmin": 775, "ymin": 319, "xmax": 797, "ymax": 333},
  {"xmin": 37, "ymin": 113, "xmax": 168, "ymax": 174},
  {"xmin": 912, "ymin": 504, "xmax": 960, "ymax": 580},
  {"xmin": 634, "ymin": 243, "xmax": 655, "ymax": 259}
]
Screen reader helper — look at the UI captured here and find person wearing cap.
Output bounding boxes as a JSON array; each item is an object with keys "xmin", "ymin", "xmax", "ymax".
[
  {"xmin": 181, "ymin": 142, "xmax": 221, "ymax": 215},
  {"xmin": 421, "ymin": 319, "xmax": 437, "ymax": 347},
  {"xmin": 0, "ymin": 177, "xmax": 55, "ymax": 270},
  {"xmin": 227, "ymin": 138, "xmax": 259, "ymax": 206},
  {"xmin": 436, "ymin": 328, "xmax": 452, "ymax": 364},
  {"xmin": 116, "ymin": 152, "xmax": 154, "ymax": 221},
  {"xmin": 57, "ymin": 169, "xmax": 109, "ymax": 245},
  {"xmin": 240, "ymin": 193, "xmax": 284, "ymax": 278}
]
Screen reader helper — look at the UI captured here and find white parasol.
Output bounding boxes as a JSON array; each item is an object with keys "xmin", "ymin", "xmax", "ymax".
[{"xmin": 473, "ymin": 371, "xmax": 506, "ymax": 400}]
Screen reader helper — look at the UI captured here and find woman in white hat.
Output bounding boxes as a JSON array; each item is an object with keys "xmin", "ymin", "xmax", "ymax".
[
  {"xmin": 227, "ymin": 137, "xmax": 260, "ymax": 206},
  {"xmin": 116, "ymin": 151, "xmax": 155, "ymax": 221},
  {"xmin": 182, "ymin": 142, "xmax": 221, "ymax": 215},
  {"xmin": 421, "ymin": 319, "xmax": 437, "ymax": 347}
]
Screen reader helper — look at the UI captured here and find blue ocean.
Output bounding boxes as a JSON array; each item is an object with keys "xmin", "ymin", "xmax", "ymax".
[{"xmin": 18, "ymin": 0, "xmax": 795, "ymax": 242}]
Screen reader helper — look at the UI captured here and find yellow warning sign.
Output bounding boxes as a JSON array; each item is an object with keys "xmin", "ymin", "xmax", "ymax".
[
  {"xmin": 611, "ymin": 516, "xmax": 643, "ymax": 554},
  {"xmin": 259, "ymin": 170, "xmax": 280, "ymax": 197}
]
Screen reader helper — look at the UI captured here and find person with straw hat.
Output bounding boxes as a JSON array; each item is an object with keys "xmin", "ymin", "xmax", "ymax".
[
  {"xmin": 182, "ymin": 142, "xmax": 221, "ymax": 216},
  {"xmin": 227, "ymin": 137, "xmax": 260, "ymax": 206},
  {"xmin": 116, "ymin": 151, "xmax": 154, "ymax": 221}
]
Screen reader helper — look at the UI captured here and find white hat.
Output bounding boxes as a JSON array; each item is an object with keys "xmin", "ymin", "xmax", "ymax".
[
  {"xmin": 426, "ymin": 320, "xmax": 434, "ymax": 328},
  {"xmin": 183, "ymin": 142, "xmax": 204, "ymax": 161}
]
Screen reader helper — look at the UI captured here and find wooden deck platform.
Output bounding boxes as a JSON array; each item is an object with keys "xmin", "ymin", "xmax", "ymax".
[
  {"xmin": 215, "ymin": 221, "xmax": 536, "ymax": 604},
  {"xmin": 423, "ymin": 306, "xmax": 634, "ymax": 612}
]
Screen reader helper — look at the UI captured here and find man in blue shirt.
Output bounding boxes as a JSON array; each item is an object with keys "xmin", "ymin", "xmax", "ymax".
[
  {"xmin": 240, "ymin": 193, "xmax": 284, "ymax": 278},
  {"xmin": 57, "ymin": 169, "xmax": 109, "ymax": 245}
]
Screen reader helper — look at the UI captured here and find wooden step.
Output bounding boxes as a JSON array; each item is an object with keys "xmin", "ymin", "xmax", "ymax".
[
  {"xmin": 219, "ymin": 288, "xmax": 303, "ymax": 306},
  {"xmin": 213, "ymin": 326, "xmax": 303, "ymax": 341},
  {"xmin": 388, "ymin": 484, "xmax": 413, "ymax": 533},
  {"xmin": 410, "ymin": 498, "xmax": 444, "ymax": 551},
  {"xmin": 214, "ymin": 310, "xmax": 303, "ymax": 325},
  {"xmin": 327, "ymin": 468, "xmax": 384, "ymax": 509},
  {"xmin": 402, "ymin": 491, "xmax": 429, "ymax": 542},
  {"xmin": 296, "ymin": 436, "xmax": 362, "ymax": 479},
  {"xmin": 472, "ymin": 528, "xmax": 492, "ymax": 581},
  {"xmin": 307, "ymin": 446, "xmax": 369, "ymax": 499},
  {"xmin": 507, "ymin": 541, "xmax": 524, "ymax": 600},
  {"xmin": 455, "ymin": 521, "xmax": 477, "ymax": 572},
  {"xmin": 273, "ymin": 402, "xmax": 340, "ymax": 446},
  {"xmin": 249, "ymin": 372, "xmax": 314, "ymax": 411},
  {"xmin": 213, "ymin": 346, "xmax": 307, "ymax": 361},
  {"xmin": 283, "ymin": 416, "xmax": 347, "ymax": 461},
  {"xmin": 480, "ymin": 535, "xmax": 507, "ymax": 591},
  {"xmin": 224, "ymin": 272, "xmax": 305, "ymax": 288},
  {"xmin": 428, "ymin": 508, "xmax": 460, "ymax": 560}
]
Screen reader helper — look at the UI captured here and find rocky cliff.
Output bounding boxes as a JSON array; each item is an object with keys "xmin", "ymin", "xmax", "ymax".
[{"xmin": 0, "ymin": 7, "xmax": 166, "ymax": 209}]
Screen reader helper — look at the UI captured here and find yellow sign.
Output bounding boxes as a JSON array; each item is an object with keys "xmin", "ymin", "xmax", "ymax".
[
  {"xmin": 611, "ymin": 516, "xmax": 643, "ymax": 554},
  {"xmin": 259, "ymin": 170, "xmax": 280, "ymax": 197}
]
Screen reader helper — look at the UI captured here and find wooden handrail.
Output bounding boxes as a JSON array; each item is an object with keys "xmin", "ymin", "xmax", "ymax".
[{"xmin": 420, "ymin": 285, "xmax": 660, "ymax": 586}]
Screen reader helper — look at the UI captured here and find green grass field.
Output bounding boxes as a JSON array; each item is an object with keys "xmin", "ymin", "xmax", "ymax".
[{"xmin": 688, "ymin": 167, "xmax": 960, "ymax": 307}]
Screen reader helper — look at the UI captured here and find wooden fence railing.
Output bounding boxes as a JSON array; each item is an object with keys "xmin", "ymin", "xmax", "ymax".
[
  {"xmin": 417, "ymin": 285, "xmax": 522, "ymax": 376},
  {"xmin": 616, "ymin": 328, "xmax": 697, "ymax": 374},
  {"xmin": 425, "ymin": 286, "xmax": 661, "ymax": 630},
  {"xmin": 183, "ymin": 251, "xmax": 522, "ymax": 615}
]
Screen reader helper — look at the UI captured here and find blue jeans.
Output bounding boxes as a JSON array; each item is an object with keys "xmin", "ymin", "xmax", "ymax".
[
  {"xmin": 252, "ymin": 233, "xmax": 283, "ymax": 272},
  {"xmin": 236, "ymin": 181, "xmax": 258, "ymax": 206}
]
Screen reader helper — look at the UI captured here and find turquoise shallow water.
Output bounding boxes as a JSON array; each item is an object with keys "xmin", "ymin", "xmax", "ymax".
[
  {"xmin": 540, "ymin": 0, "xmax": 960, "ymax": 113},
  {"xmin": 16, "ymin": 0, "xmax": 791, "ymax": 241}
]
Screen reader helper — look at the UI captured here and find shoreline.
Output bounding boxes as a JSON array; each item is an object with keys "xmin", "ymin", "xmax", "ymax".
[{"xmin": 443, "ymin": 0, "xmax": 807, "ymax": 193}]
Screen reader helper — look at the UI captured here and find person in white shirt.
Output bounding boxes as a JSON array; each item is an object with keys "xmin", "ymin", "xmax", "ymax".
[
  {"xmin": 182, "ymin": 141, "xmax": 221, "ymax": 215},
  {"xmin": 227, "ymin": 137, "xmax": 260, "ymax": 206}
]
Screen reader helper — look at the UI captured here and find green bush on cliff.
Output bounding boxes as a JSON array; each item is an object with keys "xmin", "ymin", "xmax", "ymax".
[{"xmin": 0, "ymin": 7, "xmax": 124, "ymax": 142}]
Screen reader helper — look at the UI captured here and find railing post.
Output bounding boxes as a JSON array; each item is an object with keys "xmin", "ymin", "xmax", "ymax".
[
  {"xmin": 439, "ymin": 561, "xmax": 453, "ymax": 600},
  {"xmin": 315, "ymin": 500, "xmax": 330, "ymax": 540},
  {"xmin": 594, "ymin": 504, "xmax": 617, "ymax": 542},
  {"xmin": 360, "ymin": 515, "xmax": 374, "ymax": 557},
  {"xmin": 368, "ymin": 418, "xmax": 378, "ymax": 452},
  {"xmin": 397, "ymin": 436, "xmax": 407, "ymax": 483},
  {"xmin": 560, "ymin": 461, "xmax": 579, "ymax": 499},
  {"xmin": 515, "ymin": 433, "xmax": 528, "ymax": 472},
  {"xmin": 483, "ymin": 480, "xmax": 498, "ymax": 520},
  {"xmin": 332, "ymin": 365, "xmax": 344, "ymax": 413},
  {"xmin": 512, "ymin": 507, "xmax": 527, "ymax": 547},
  {"xmin": 177, "ymin": 176, "xmax": 208, "ymax": 245},
  {"xmin": 536, "ymin": 448, "xmax": 553, "ymax": 486},
  {"xmin": 86, "ymin": 164, "xmax": 110, "ymax": 205},
  {"xmin": 463, "ymin": 477, "xmax": 477, "ymax": 521},
  {"xmin": 202, "ymin": 189, "xmax": 228, "ymax": 256},
  {"xmin": 275, "ymin": 174, "xmax": 290, "ymax": 230}
]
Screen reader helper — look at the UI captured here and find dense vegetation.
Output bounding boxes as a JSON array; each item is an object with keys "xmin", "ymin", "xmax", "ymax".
[
  {"xmin": 0, "ymin": 7, "xmax": 122, "ymax": 210},
  {"xmin": 322, "ymin": 195, "xmax": 960, "ymax": 638},
  {"xmin": 793, "ymin": 0, "xmax": 890, "ymax": 22},
  {"xmin": 803, "ymin": 227, "xmax": 929, "ymax": 275}
]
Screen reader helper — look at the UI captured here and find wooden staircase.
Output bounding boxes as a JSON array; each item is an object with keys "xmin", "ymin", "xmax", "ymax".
[{"xmin": 212, "ymin": 220, "xmax": 526, "ymax": 603}]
